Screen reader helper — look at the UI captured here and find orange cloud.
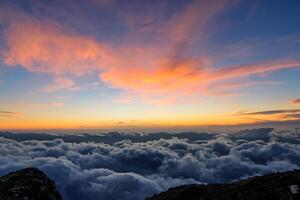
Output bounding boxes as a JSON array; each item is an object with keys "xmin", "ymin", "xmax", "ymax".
[
  {"xmin": 292, "ymin": 99, "xmax": 300, "ymax": 104},
  {"xmin": 3, "ymin": 19, "xmax": 113, "ymax": 76},
  {"xmin": 102, "ymin": 59, "xmax": 300, "ymax": 101}
]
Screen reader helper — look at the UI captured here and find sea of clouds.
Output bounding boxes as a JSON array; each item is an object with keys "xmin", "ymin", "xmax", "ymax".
[{"xmin": 0, "ymin": 128, "xmax": 299, "ymax": 200}]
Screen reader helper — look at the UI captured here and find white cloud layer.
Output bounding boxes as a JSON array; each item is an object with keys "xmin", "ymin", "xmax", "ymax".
[{"xmin": 0, "ymin": 128, "xmax": 299, "ymax": 200}]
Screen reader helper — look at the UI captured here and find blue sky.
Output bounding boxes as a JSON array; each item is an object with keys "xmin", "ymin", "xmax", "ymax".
[{"xmin": 0, "ymin": 0, "xmax": 300, "ymax": 130}]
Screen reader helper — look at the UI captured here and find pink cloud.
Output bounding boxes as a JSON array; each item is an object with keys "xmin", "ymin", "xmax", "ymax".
[
  {"xmin": 164, "ymin": 0, "xmax": 228, "ymax": 44},
  {"xmin": 46, "ymin": 102, "xmax": 65, "ymax": 108},
  {"xmin": 43, "ymin": 77, "xmax": 77, "ymax": 92},
  {"xmin": 3, "ymin": 19, "xmax": 113, "ymax": 76}
]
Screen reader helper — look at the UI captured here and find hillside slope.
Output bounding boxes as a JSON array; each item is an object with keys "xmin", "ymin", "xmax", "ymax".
[
  {"xmin": 0, "ymin": 168, "xmax": 62, "ymax": 200},
  {"xmin": 146, "ymin": 170, "xmax": 300, "ymax": 200}
]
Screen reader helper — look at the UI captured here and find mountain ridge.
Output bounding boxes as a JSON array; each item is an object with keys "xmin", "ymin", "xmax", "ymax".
[{"xmin": 146, "ymin": 170, "xmax": 300, "ymax": 200}]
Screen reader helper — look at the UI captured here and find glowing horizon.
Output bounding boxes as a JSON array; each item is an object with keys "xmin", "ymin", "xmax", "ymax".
[{"xmin": 0, "ymin": 0, "xmax": 300, "ymax": 130}]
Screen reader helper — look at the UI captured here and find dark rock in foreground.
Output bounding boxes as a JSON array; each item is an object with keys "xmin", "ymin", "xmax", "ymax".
[
  {"xmin": 146, "ymin": 170, "xmax": 300, "ymax": 200},
  {"xmin": 0, "ymin": 168, "xmax": 62, "ymax": 200}
]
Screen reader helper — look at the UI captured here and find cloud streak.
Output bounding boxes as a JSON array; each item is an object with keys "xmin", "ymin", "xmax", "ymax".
[
  {"xmin": 235, "ymin": 109, "xmax": 300, "ymax": 123},
  {"xmin": 236, "ymin": 109, "xmax": 300, "ymax": 116},
  {"xmin": 0, "ymin": 111, "xmax": 20, "ymax": 117}
]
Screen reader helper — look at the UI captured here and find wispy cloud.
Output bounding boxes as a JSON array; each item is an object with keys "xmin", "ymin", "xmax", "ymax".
[
  {"xmin": 1, "ymin": 0, "xmax": 300, "ymax": 104},
  {"xmin": 202, "ymin": 80, "xmax": 281, "ymax": 97},
  {"xmin": 0, "ymin": 111, "xmax": 20, "ymax": 117},
  {"xmin": 43, "ymin": 77, "xmax": 78, "ymax": 92},
  {"xmin": 19, "ymin": 102, "xmax": 65, "ymax": 109}
]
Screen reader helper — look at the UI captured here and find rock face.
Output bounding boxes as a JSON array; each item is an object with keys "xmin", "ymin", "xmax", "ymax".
[
  {"xmin": 0, "ymin": 168, "xmax": 62, "ymax": 200},
  {"xmin": 146, "ymin": 170, "xmax": 300, "ymax": 200}
]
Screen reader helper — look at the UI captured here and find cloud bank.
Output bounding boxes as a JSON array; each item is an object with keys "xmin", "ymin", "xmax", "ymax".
[{"xmin": 0, "ymin": 128, "xmax": 299, "ymax": 200}]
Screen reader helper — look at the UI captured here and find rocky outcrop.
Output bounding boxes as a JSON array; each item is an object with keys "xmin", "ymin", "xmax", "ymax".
[
  {"xmin": 0, "ymin": 168, "xmax": 62, "ymax": 200},
  {"xmin": 146, "ymin": 170, "xmax": 300, "ymax": 200}
]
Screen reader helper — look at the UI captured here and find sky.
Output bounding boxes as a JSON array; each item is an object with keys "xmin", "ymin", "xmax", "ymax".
[{"xmin": 0, "ymin": 0, "xmax": 300, "ymax": 130}]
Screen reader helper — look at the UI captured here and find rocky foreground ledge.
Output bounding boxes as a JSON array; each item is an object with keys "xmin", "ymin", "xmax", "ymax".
[
  {"xmin": 0, "ymin": 168, "xmax": 62, "ymax": 200},
  {"xmin": 146, "ymin": 170, "xmax": 300, "ymax": 200}
]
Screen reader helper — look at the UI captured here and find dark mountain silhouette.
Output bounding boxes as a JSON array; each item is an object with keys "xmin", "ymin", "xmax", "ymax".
[
  {"xmin": 146, "ymin": 170, "xmax": 300, "ymax": 200},
  {"xmin": 0, "ymin": 168, "xmax": 62, "ymax": 200}
]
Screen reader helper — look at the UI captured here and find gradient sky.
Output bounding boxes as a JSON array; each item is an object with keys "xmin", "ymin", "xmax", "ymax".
[{"xmin": 0, "ymin": 0, "xmax": 300, "ymax": 130}]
